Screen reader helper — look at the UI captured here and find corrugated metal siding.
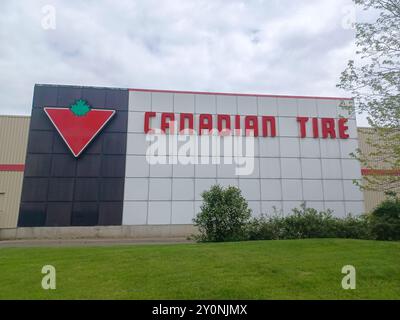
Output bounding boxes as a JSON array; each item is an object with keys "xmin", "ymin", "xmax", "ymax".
[
  {"xmin": 358, "ymin": 127, "xmax": 400, "ymax": 213},
  {"xmin": 0, "ymin": 172, "xmax": 24, "ymax": 228},
  {"xmin": 0, "ymin": 116, "xmax": 30, "ymax": 228},
  {"xmin": 0, "ymin": 116, "xmax": 30, "ymax": 163}
]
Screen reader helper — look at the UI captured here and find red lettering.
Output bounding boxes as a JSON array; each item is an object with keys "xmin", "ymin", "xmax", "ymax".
[
  {"xmin": 234, "ymin": 115, "xmax": 241, "ymax": 135},
  {"xmin": 312, "ymin": 118, "xmax": 319, "ymax": 138},
  {"xmin": 338, "ymin": 118, "xmax": 349, "ymax": 139},
  {"xmin": 245, "ymin": 116, "xmax": 259, "ymax": 136},
  {"xmin": 217, "ymin": 114, "xmax": 231, "ymax": 135},
  {"xmin": 321, "ymin": 118, "xmax": 336, "ymax": 139},
  {"xmin": 297, "ymin": 117, "xmax": 309, "ymax": 138},
  {"xmin": 262, "ymin": 116, "xmax": 276, "ymax": 137},
  {"xmin": 199, "ymin": 114, "xmax": 213, "ymax": 135},
  {"xmin": 161, "ymin": 112, "xmax": 175, "ymax": 134},
  {"xmin": 179, "ymin": 113, "xmax": 194, "ymax": 134},
  {"xmin": 144, "ymin": 112, "xmax": 156, "ymax": 133}
]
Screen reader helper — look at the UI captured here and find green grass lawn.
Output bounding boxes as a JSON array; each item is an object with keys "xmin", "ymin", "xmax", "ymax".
[{"xmin": 0, "ymin": 239, "xmax": 399, "ymax": 299}]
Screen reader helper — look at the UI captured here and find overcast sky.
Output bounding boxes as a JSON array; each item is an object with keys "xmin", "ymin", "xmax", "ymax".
[{"xmin": 0, "ymin": 0, "xmax": 368, "ymax": 125}]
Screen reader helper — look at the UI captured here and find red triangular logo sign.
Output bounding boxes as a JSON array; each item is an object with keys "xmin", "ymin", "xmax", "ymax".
[{"xmin": 44, "ymin": 102, "xmax": 115, "ymax": 157}]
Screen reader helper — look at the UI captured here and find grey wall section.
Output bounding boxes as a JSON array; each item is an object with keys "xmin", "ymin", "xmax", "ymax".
[{"xmin": 18, "ymin": 84, "xmax": 128, "ymax": 227}]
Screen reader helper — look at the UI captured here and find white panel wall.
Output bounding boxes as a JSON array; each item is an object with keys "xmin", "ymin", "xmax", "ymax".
[{"xmin": 123, "ymin": 90, "xmax": 363, "ymax": 225}]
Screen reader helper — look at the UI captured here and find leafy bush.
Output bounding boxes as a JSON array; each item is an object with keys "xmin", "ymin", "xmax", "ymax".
[
  {"xmin": 246, "ymin": 204, "xmax": 371, "ymax": 241},
  {"xmin": 193, "ymin": 185, "xmax": 251, "ymax": 242},
  {"xmin": 369, "ymin": 196, "xmax": 400, "ymax": 241}
]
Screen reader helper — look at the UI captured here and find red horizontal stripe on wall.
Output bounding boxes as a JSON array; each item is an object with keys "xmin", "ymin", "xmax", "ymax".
[
  {"xmin": 0, "ymin": 164, "xmax": 25, "ymax": 172},
  {"xmin": 362, "ymin": 169, "xmax": 400, "ymax": 176},
  {"xmin": 129, "ymin": 88, "xmax": 353, "ymax": 101}
]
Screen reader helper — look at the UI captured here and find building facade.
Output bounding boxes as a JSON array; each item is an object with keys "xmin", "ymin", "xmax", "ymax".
[{"xmin": 0, "ymin": 84, "xmax": 392, "ymax": 233}]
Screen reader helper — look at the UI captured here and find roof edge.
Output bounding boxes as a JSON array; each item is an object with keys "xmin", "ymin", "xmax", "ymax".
[{"xmin": 129, "ymin": 88, "xmax": 353, "ymax": 101}]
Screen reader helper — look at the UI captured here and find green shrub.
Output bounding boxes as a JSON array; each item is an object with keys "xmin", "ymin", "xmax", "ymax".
[
  {"xmin": 248, "ymin": 203, "xmax": 371, "ymax": 241},
  {"xmin": 369, "ymin": 196, "xmax": 400, "ymax": 241},
  {"xmin": 193, "ymin": 185, "xmax": 251, "ymax": 242}
]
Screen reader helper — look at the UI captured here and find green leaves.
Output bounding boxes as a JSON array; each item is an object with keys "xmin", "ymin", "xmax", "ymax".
[{"xmin": 70, "ymin": 99, "xmax": 91, "ymax": 117}]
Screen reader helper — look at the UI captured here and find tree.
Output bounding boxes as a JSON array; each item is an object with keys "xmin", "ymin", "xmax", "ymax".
[
  {"xmin": 337, "ymin": 0, "xmax": 400, "ymax": 192},
  {"xmin": 193, "ymin": 185, "xmax": 251, "ymax": 242}
]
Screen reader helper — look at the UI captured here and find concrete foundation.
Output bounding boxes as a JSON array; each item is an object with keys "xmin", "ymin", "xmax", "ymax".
[{"xmin": 0, "ymin": 225, "xmax": 197, "ymax": 241}]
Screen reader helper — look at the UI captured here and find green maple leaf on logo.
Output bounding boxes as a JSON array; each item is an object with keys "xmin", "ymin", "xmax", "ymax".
[{"xmin": 70, "ymin": 99, "xmax": 91, "ymax": 116}]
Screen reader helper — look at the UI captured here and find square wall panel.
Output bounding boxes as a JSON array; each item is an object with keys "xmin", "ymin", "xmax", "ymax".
[
  {"xmin": 126, "ymin": 133, "xmax": 149, "ymax": 155},
  {"xmin": 18, "ymin": 202, "xmax": 47, "ymax": 227},
  {"xmin": 345, "ymin": 201, "xmax": 365, "ymax": 215},
  {"xmin": 129, "ymin": 91, "xmax": 151, "ymax": 111},
  {"xmin": 321, "ymin": 159, "xmax": 342, "ymax": 179},
  {"xmin": 337, "ymin": 101, "xmax": 355, "ymax": 119},
  {"xmin": 238, "ymin": 157, "xmax": 259, "ymax": 179},
  {"xmin": 237, "ymin": 96, "xmax": 257, "ymax": 115},
  {"xmin": 33, "ymin": 85, "xmax": 58, "ymax": 108},
  {"xmin": 195, "ymin": 157, "xmax": 217, "ymax": 178},
  {"xmin": 320, "ymin": 139, "xmax": 341, "ymax": 158},
  {"xmin": 99, "ymin": 178, "xmax": 125, "ymax": 201},
  {"xmin": 152, "ymin": 92, "xmax": 173, "ymax": 112},
  {"xmin": 47, "ymin": 178, "xmax": 74, "ymax": 201},
  {"xmin": 24, "ymin": 154, "xmax": 52, "ymax": 177},
  {"xmin": 125, "ymin": 155, "xmax": 150, "ymax": 177},
  {"xmin": 173, "ymin": 163, "xmax": 195, "ymax": 177},
  {"xmin": 342, "ymin": 159, "xmax": 362, "ymax": 180},
  {"xmin": 258, "ymin": 97, "xmax": 278, "ymax": 116},
  {"xmin": 260, "ymin": 179, "xmax": 282, "ymax": 201},
  {"xmin": 217, "ymin": 161, "xmax": 237, "ymax": 178},
  {"xmin": 248, "ymin": 201, "xmax": 261, "ymax": 217},
  {"xmin": 282, "ymin": 180, "xmax": 303, "ymax": 201},
  {"xmin": 76, "ymin": 154, "xmax": 101, "ymax": 177},
  {"xmin": 27, "ymin": 131, "xmax": 53, "ymax": 153},
  {"xmin": 280, "ymin": 137, "xmax": 300, "ymax": 157},
  {"xmin": 317, "ymin": 99, "xmax": 339, "ymax": 118},
  {"xmin": 279, "ymin": 117, "xmax": 299, "ymax": 137},
  {"xmin": 239, "ymin": 179, "xmax": 261, "ymax": 201},
  {"xmin": 259, "ymin": 138, "xmax": 280, "ymax": 157},
  {"xmin": 300, "ymin": 139, "xmax": 321, "ymax": 158},
  {"xmin": 304, "ymin": 201, "xmax": 325, "ymax": 212},
  {"xmin": 325, "ymin": 201, "xmax": 346, "ymax": 217},
  {"xmin": 283, "ymin": 201, "xmax": 303, "ymax": 215},
  {"xmin": 98, "ymin": 202, "xmax": 123, "ymax": 226},
  {"xmin": 172, "ymin": 179, "xmax": 195, "ymax": 200},
  {"xmin": 101, "ymin": 155, "xmax": 126, "ymax": 177},
  {"xmin": 71, "ymin": 202, "xmax": 98, "ymax": 226},
  {"xmin": 301, "ymin": 159, "xmax": 322, "ymax": 179},
  {"xmin": 174, "ymin": 93, "xmax": 195, "ymax": 113},
  {"xmin": 172, "ymin": 201, "xmax": 195, "ymax": 224},
  {"xmin": 297, "ymin": 99, "xmax": 317, "ymax": 117},
  {"xmin": 149, "ymin": 178, "xmax": 172, "ymax": 200},
  {"xmin": 46, "ymin": 202, "xmax": 72, "ymax": 226},
  {"xmin": 74, "ymin": 178, "xmax": 99, "ymax": 201},
  {"xmin": 123, "ymin": 201, "xmax": 148, "ymax": 225},
  {"xmin": 128, "ymin": 111, "xmax": 145, "ymax": 133},
  {"xmin": 261, "ymin": 201, "xmax": 283, "ymax": 215},
  {"xmin": 150, "ymin": 162, "xmax": 173, "ymax": 177},
  {"xmin": 217, "ymin": 95, "xmax": 237, "ymax": 114},
  {"xmin": 281, "ymin": 158, "xmax": 301, "ymax": 179},
  {"xmin": 195, "ymin": 94, "xmax": 216, "ymax": 114},
  {"xmin": 340, "ymin": 139, "xmax": 358, "ymax": 159},
  {"xmin": 277, "ymin": 98, "xmax": 298, "ymax": 117},
  {"xmin": 343, "ymin": 180, "xmax": 364, "ymax": 201},
  {"xmin": 148, "ymin": 201, "xmax": 171, "ymax": 224},
  {"xmin": 195, "ymin": 179, "xmax": 217, "ymax": 200},
  {"xmin": 323, "ymin": 180, "xmax": 344, "ymax": 201},
  {"xmin": 217, "ymin": 178, "xmax": 238, "ymax": 188},
  {"xmin": 124, "ymin": 178, "xmax": 149, "ymax": 200},
  {"xmin": 302, "ymin": 180, "xmax": 324, "ymax": 201},
  {"xmin": 346, "ymin": 119, "xmax": 358, "ymax": 138},
  {"xmin": 260, "ymin": 158, "xmax": 281, "ymax": 179},
  {"xmin": 21, "ymin": 178, "xmax": 49, "ymax": 202},
  {"xmin": 51, "ymin": 154, "xmax": 76, "ymax": 177}
]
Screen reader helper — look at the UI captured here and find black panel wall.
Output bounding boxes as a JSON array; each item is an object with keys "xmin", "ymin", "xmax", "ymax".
[{"xmin": 18, "ymin": 84, "xmax": 128, "ymax": 227}]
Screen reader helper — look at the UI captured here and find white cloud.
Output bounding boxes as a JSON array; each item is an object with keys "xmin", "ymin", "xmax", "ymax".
[{"xmin": 0, "ymin": 0, "xmax": 358, "ymax": 117}]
